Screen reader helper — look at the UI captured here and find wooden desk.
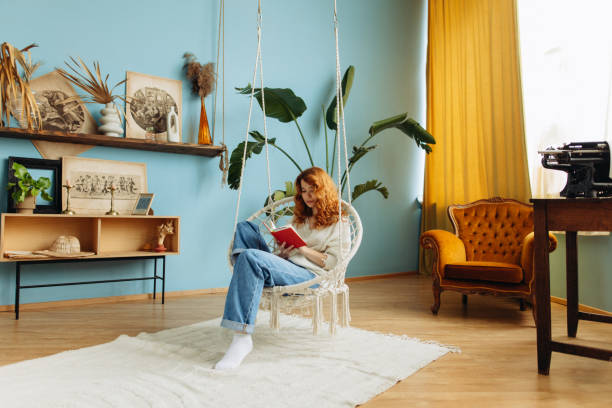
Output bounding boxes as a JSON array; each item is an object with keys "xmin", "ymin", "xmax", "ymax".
[
  {"xmin": 531, "ymin": 198, "xmax": 612, "ymax": 375},
  {"xmin": 1, "ymin": 214, "xmax": 180, "ymax": 319}
]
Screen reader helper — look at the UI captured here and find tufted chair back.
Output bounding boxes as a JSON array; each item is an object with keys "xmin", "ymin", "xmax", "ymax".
[{"xmin": 448, "ymin": 198, "xmax": 534, "ymax": 265}]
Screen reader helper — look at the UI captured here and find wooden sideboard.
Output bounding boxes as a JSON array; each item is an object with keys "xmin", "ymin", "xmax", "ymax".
[{"xmin": 0, "ymin": 214, "xmax": 180, "ymax": 319}]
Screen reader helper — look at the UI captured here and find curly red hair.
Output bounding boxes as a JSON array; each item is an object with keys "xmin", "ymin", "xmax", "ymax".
[{"xmin": 293, "ymin": 167, "xmax": 343, "ymax": 228}]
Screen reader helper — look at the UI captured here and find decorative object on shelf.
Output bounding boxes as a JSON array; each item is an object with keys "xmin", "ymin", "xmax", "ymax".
[
  {"xmin": 182, "ymin": 53, "xmax": 214, "ymax": 145},
  {"xmin": 125, "ymin": 71, "xmax": 181, "ymax": 142},
  {"xmin": 61, "ymin": 156, "xmax": 147, "ymax": 215},
  {"xmin": 98, "ymin": 102, "xmax": 123, "ymax": 137},
  {"xmin": 34, "ymin": 235, "xmax": 95, "ymax": 258},
  {"xmin": 183, "ymin": 52, "xmax": 215, "ymax": 144},
  {"xmin": 6, "ymin": 156, "xmax": 60, "ymax": 214},
  {"xmin": 56, "ymin": 57, "xmax": 126, "ymax": 137},
  {"xmin": 0, "ymin": 42, "xmax": 41, "ymax": 129},
  {"xmin": 155, "ymin": 220, "xmax": 175, "ymax": 252},
  {"xmin": 131, "ymin": 193, "xmax": 154, "ymax": 215},
  {"xmin": 166, "ymin": 106, "xmax": 179, "ymax": 143},
  {"xmin": 105, "ymin": 184, "xmax": 119, "ymax": 216},
  {"xmin": 62, "ymin": 179, "xmax": 75, "ymax": 215}
]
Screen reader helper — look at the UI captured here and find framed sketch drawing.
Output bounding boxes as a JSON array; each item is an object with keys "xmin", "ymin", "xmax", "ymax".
[
  {"xmin": 125, "ymin": 71, "xmax": 182, "ymax": 142},
  {"xmin": 14, "ymin": 70, "xmax": 97, "ymax": 134},
  {"xmin": 61, "ymin": 156, "xmax": 147, "ymax": 215}
]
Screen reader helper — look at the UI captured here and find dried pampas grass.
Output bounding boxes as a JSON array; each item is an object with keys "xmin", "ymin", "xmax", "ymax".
[
  {"xmin": 183, "ymin": 53, "xmax": 215, "ymax": 98},
  {"xmin": 0, "ymin": 42, "xmax": 42, "ymax": 129}
]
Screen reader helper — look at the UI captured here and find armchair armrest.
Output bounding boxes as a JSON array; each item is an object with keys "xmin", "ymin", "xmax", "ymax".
[
  {"xmin": 420, "ymin": 229, "xmax": 467, "ymax": 279},
  {"xmin": 520, "ymin": 231, "xmax": 558, "ymax": 288}
]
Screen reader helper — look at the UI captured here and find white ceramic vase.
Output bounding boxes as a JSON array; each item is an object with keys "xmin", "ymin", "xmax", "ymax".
[{"xmin": 98, "ymin": 102, "xmax": 124, "ymax": 137}]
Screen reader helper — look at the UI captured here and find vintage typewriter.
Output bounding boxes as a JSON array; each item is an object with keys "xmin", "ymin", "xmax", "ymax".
[{"xmin": 539, "ymin": 141, "xmax": 612, "ymax": 198}]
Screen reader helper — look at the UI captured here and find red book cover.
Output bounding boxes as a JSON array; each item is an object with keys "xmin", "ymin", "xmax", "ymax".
[{"xmin": 269, "ymin": 225, "xmax": 307, "ymax": 248}]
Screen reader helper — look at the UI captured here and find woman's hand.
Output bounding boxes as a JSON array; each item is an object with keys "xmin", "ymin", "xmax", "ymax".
[{"xmin": 277, "ymin": 242, "xmax": 295, "ymax": 259}]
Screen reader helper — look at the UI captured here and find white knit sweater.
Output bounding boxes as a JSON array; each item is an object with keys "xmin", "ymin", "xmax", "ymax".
[{"xmin": 286, "ymin": 218, "xmax": 351, "ymax": 277}]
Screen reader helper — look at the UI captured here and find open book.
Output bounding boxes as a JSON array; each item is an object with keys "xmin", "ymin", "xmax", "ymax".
[{"xmin": 263, "ymin": 223, "xmax": 307, "ymax": 248}]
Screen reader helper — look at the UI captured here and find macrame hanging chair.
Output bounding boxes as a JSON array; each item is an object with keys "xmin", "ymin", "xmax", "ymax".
[{"xmin": 228, "ymin": 0, "xmax": 362, "ymax": 335}]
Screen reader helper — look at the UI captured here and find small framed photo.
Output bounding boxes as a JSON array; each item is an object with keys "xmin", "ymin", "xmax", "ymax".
[{"xmin": 132, "ymin": 193, "xmax": 154, "ymax": 215}]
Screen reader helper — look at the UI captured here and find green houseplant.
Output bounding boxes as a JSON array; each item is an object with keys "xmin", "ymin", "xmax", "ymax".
[
  {"xmin": 228, "ymin": 66, "xmax": 435, "ymax": 203},
  {"xmin": 6, "ymin": 162, "xmax": 52, "ymax": 213}
]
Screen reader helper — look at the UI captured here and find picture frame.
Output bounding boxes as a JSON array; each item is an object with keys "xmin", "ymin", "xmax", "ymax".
[
  {"xmin": 131, "ymin": 193, "xmax": 155, "ymax": 215},
  {"xmin": 13, "ymin": 70, "xmax": 97, "ymax": 134},
  {"xmin": 125, "ymin": 71, "xmax": 182, "ymax": 142},
  {"xmin": 61, "ymin": 156, "xmax": 147, "ymax": 215},
  {"xmin": 7, "ymin": 156, "xmax": 62, "ymax": 214}
]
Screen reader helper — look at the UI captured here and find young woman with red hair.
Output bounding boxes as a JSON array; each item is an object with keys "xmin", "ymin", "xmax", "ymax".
[{"xmin": 215, "ymin": 167, "xmax": 350, "ymax": 370}]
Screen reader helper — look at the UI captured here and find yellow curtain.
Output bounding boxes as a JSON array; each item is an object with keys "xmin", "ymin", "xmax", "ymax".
[{"xmin": 423, "ymin": 0, "xmax": 531, "ymax": 237}]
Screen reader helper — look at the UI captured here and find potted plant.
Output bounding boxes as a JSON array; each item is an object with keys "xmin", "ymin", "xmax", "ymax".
[
  {"xmin": 6, "ymin": 162, "xmax": 52, "ymax": 214},
  {"xmin": 228, "ymin": 66, "xmax": 435, "ymax": 203}
]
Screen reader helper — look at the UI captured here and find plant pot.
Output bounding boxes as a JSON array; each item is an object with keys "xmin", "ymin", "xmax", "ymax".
[
  {"xmin": 98, "ymin": 102, "xmax": 124, "ymax": 137},
  {"xmin": 16, "ymin": 194, "xmax": 36, "ymax": 214}
]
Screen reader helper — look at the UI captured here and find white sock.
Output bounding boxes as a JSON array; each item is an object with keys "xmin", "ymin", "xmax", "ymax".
[{"xmin": 214, "ymin": 333, "xmax": 253, "ymax": 370}]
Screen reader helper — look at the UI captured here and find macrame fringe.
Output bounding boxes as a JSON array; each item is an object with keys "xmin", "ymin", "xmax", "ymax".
[
  {"xmin": 270, "ymin": 292, "xmax": 280, "ymax": 331},
  {"xmin": 330, "ymin": 293, "xmax": 338, "ymax": 335},
  {"xmin": 312, "ymin": 295, "xmax": 321, "ymax": 335},
  {"xmin": 341, "ymin": 287, "xmax": 351, "ymax": 327}
]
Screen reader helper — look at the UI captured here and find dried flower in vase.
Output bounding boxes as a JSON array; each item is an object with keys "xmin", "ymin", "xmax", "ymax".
[
  {"xmin": 56, "ymin": 57, "xmax": 126, "ymax": 105},
  {"xmin": 56, "ymin": 57, "xmax": 127, "ymax": 136},
  {"xmin": 0, "ymin": 42, "xmax": 42, "ymax": 129},
  {"xmin": 183, "ymin": 52, "xmax": 215, "ymax": 144}
]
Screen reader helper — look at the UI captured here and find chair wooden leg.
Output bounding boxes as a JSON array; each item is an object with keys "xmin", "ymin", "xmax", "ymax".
[
  {"xmin": 531, "ymin": 294, "xmax": 537, "ymax": 325},
  {"xmin": 519, "ymin": 298, "xmax": 526, "ymax": 311},
  {"xmin": 431, "ymin": 283, "xmax": 441, "ymax": 315},
  {"xmin": 462, "ymin": 294, "xmax": 468, "ymax": 305}
]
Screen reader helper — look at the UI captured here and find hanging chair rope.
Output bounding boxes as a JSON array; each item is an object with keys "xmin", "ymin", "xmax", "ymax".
[
  {"xmin": 233, "ymin": 0, "xmax": 273, "ymax": 234},
  {"xmin": 213, "ymin": 0, "xmax": 229, "ymax": 185},
  {"xmin": 333, "ymin": 0, "xmax": 350, "ymax": 274}
]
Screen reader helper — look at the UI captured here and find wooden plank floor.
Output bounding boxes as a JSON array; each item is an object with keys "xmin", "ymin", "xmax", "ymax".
[{"xmin": 0, "ymin": 274, "xmax": 610, "ymax": 407}]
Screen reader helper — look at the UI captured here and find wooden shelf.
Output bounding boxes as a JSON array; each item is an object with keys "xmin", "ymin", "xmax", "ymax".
[
  {"xmin": 0, "ymin": 127, "xmax": 224, "ymax": 157},
  {"xmin": 0, "ymin": 213, "xmax": 180, "ymax": 262}
]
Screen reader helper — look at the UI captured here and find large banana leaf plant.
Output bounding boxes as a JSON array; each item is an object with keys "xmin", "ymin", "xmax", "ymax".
[{"xmin": 228, "ymin": 66, "xmax": 435, "ymax": 203}]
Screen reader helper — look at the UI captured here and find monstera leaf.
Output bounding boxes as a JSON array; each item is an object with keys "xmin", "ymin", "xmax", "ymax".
[
  {"xmin": 236, "ymin": 85, "xmax": 307, "ymax": 123},
  {"xmin": 352, "ymin": 179, "xmax": 389, "ymax": 201},
  {"xmin": 326, "ymin": 65, "xmax": 355, "ymax": 131},
  {"xmin": 368, "ymin": 114, "xmax": 435, "ymax": 153},
  {"xmin": 228, "ymin": 132, "xmax": 277, "ymax": 190}
]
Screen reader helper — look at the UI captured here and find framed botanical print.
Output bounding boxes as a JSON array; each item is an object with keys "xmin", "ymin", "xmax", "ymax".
[
  {"xmin": 125, "ymin": 71, "xmax": 182, "ymax": 142},
  {"xmin": 7, "ymin": 156, "xmax": 62, "ymax": 214}
]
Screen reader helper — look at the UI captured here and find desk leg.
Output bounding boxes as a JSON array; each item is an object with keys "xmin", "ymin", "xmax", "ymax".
[
  {"xmin": 533, "ymin": 202, "xmax": 552, "ymax": 375},
  {"xmin": 566, "ymin": 231, "xmax": 578, "ymax": 337},
  {"xmin": 162, "ymin": 256, "xmax": 166, "ymax": 305},
  {"xmin": 153, "ymin": 258, "xmax": 157, "ymax": 300},
  {"xmin": 15, "ymin": 263, "xmax": 20, "ymax": 320}
]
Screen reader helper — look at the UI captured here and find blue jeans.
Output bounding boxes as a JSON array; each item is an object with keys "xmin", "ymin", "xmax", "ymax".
[{"xmin": 221, "ymin": 221, "xmax": 315, "ymax": 334}]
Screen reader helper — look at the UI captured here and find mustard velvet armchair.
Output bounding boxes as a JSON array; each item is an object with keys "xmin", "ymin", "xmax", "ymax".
[{"xmin": 420, "ymin": 197, "xmax": 557, "ymax": 318}]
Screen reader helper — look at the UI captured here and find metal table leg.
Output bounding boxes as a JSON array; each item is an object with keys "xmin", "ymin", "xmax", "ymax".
[
  {"xmin": 162, "ymin": 256, "xmax": 166, "ymax": 304},
  {"xmin": 15, "ymin": 262, "xmax": 21, "ymax": 320},
  {"xmin": 153, "ymin": 257, "xmax": 157, "ymax": 300}
]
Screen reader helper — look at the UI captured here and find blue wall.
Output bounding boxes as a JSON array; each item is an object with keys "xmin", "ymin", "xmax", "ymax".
[{"xmin": 0, "ymin": 0, "xmax": 428, "ymax": 306}]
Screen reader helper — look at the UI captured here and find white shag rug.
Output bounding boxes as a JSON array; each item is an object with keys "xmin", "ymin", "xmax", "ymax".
[{"xmin": 0, "ymin": 312, "xmax": 456, "ymax": 408}]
